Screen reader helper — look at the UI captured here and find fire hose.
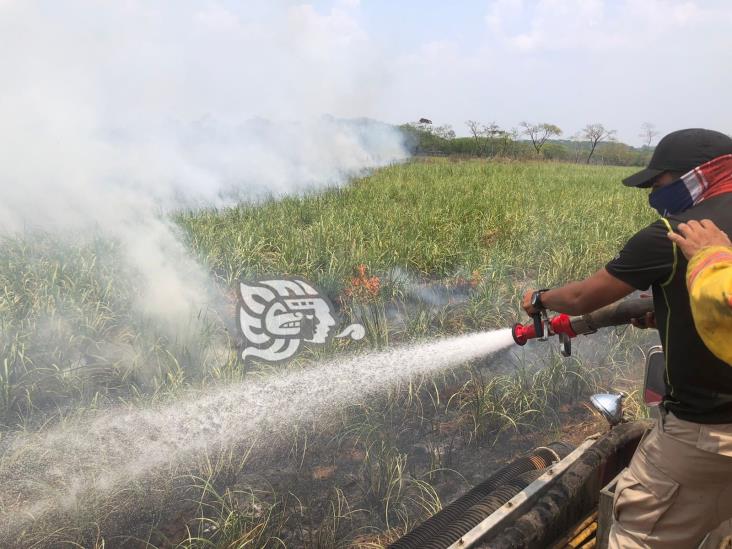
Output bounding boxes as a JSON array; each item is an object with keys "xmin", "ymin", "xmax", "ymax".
[
  {"xmin": 511, "ymin": 297, "xmax": 654, "ymax": 357},
  {"xmin": 389, "ymin": 443, "xmax": 574, "ymax": 549}
]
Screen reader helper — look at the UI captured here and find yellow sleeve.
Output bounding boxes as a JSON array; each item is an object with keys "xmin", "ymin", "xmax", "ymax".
[{"xmin": 686, "ymin": 245, "xmax": 732, "ymax": 365}]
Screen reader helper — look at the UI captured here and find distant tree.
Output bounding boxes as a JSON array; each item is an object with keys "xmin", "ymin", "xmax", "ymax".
[
  {"xmin": 465, "ymin": 120, "xmax": 481, "ymax": 138},
  {"xmin": 639, "ymin": 122, "xmax": 659, "ymax": 147},
  {"xmin": 483, "ymin": 122, "xmax": 504, "ymax": 156},
  {"xmin": 466, "ymin": 120, "xmax": 486, "ymax": 155},
  {"xmin": 483, "ymin": 122, "xmax": 502, "ymax": 138},
  {"xmin": 498, "ymin": 127, "xmax": 518, "ymax": 157},
  {"xmin": 415, "ymin": 118, "xmax": 433, "ymax": 134},
  {"xmin": 520, "ymin": 122, "xmax": 562, "ymax": 155},
  {"xmin": 466, "ymin": 121, "xmax": 505, "ymax": 156},
  {"xmin": 399, "ymin": 122, "xmax": 438, "ymax": 154},
  {"xmin": 432, "ymin": 124, "xmax": 456, "ymax": 140},
  {"xmin": 582, "ymin": 123, "xmax": 617, "ymax": 164}
]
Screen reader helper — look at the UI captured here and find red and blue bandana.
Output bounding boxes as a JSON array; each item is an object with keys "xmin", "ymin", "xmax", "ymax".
[{"xmin": 681, "ymin": 153, "xmax": 732, "ymax": 205}]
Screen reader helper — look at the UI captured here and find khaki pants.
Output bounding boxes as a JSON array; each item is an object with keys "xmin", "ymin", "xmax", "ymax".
[{"xmin": 609, "ymin": 410, "xmax": 732, "ymax": 548}]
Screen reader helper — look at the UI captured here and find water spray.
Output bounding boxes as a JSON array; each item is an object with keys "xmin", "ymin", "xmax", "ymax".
[
  {"xmin": 0, "ymin": 329, "xmax": 515, "ymax": 543},
  {"xmin": 511, "ymin": 297, "xmax": 654, "ymax": 357}
]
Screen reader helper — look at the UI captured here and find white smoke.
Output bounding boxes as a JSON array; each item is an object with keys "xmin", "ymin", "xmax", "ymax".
[{"xmin": 0, "ymin": 1, "xmax": 407, "ymax": 322}]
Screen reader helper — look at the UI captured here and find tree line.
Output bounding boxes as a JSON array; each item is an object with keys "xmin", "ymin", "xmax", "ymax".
[{"xmin": 400, "ymin": 119, "xmax": 658, "ymax": 167}]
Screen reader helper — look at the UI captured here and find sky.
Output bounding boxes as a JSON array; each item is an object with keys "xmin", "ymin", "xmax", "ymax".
[
  {"xmin": 311, "ymin": 0, "xmax": 732, "ymax": 145},
  {"xmin": 2, "ymin": 0, "xmax": 731, "ymax": 148}
]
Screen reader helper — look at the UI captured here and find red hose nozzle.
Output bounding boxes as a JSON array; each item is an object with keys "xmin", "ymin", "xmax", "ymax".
[
  {"xmin": 512, "ymin": 322, "xmax": 535, "ymax": 345},
  {"xmin": 512, "ymin": 314, "xmax": 577, "ymax": 345}
]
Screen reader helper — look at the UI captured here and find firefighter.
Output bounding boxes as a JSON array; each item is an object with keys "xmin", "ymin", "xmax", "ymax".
[
  {"xmin": 667, "ymin": 219, "xmax": 732, "ymax": 365},
  {"xmin": 522, "ymin": 129, "xmax": 732, "ymax": 548}
]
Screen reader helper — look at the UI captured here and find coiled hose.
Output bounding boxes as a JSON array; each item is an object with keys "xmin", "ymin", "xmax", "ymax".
[{"xmin": 389, "ymin": 442, "xmax": 574, "ymax": 549}]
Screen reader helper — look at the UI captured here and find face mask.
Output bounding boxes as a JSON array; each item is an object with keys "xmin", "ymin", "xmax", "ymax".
[{"xmin": 648, "ymin": 178, "xmax": 693, "ymax": 216}]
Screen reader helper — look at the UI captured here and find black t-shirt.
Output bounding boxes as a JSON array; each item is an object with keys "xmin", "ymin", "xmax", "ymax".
[{"xmin": 606, "ymin": 193, "xmax": 732, "ymax": 423}]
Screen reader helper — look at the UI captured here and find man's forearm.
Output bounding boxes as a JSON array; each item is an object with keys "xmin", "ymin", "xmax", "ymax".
[
  {"xmin": 539, "ymin": 282, "xmax": 589, "ymax": 315},
  {"xmin": 532, "ymin": 269, "xmax": 636, "ymax": 316}
]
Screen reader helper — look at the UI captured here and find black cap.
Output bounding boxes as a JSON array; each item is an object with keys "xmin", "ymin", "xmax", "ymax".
[{"xmin": 623, "ymin": 128, "xmax": 732, "ymax": 188}]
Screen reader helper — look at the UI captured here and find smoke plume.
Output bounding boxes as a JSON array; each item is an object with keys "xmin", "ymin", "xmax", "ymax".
[{"xmin": 0, "ymin": 1, "xmax": 407, "ymax": 323}]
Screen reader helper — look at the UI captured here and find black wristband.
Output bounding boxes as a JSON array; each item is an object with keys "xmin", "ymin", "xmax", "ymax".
[{"xmin": 531, "ymin": 289, "xmax": 550, "ymax": 310}]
